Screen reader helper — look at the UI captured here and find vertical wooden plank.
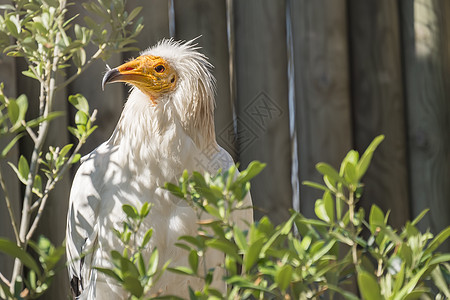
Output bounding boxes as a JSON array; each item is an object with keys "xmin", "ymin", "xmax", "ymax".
[
  {"xmin": 124, "ymin": 0, "xmax": 170, "ymax": 59},
  {"xmin": 0, "ymin": 53, "xmax": 21, "ymax": 279},
  {"xmin": 173, "ymin": 0, "xmax": 236, "ymax": 158},
  {"xmin": 234, "ymin": 1, "xmax": 292, "ymax": 224},
  {"xmin": 291, "ymin": 0, "xmax": 353, "ymax": 218},
  {"xmin": 400, "ymin": 0, "xmax": 450, "ymax": 248},
  {"xmin": 348, "ymin": 0, "xmax": 410, "ymax": 229}
]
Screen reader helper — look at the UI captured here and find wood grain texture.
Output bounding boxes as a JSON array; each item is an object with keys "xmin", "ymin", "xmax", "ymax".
[
  {"xmin": 234, "ymin": 1, "xmax": 292, "ymax": 224},
  {"xmin": 174, "ymin": 0, "xmax": 237, "ymax": 159},
  {"xmin": 0, "ymin": 53, "xmax": 21, "ymax": 279},
  {"xmin": 125, "ymin": 0, "xmax": 170, "ymax": 53},
  {"xmin": 348, "ymin": 0, "xmax": 410, "ymax": 229},
  {"xmin": 400, "ymin": 0, "xmax": 450, "ymax": 247},
  {"xmin": 291, "ymin": 0, "xmax": 353, "ymax": 218}
]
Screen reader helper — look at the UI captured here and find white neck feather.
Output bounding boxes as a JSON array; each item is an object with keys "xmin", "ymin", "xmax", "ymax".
[{"xmin": 111, "ymin": 86, "xmax": 217, "ymax": 168}]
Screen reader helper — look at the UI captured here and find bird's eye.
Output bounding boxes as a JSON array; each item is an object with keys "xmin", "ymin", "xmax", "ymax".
[{"xmin": 154, "ymin": 65, "xmax": 165, "ymax": 73}]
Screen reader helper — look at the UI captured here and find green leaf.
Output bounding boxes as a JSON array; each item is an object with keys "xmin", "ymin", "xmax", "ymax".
[
  {"xmin": 316, "ymin": 163, "xmax": 343, "ymax": 184},
  {"xmin": 243, "ymin": 237, "xmax": 264, "ymax": 271},
  {"xmin": 207, "ymin": 239, "xmax": 241, "ymax": 262},
  {"xmin": 402, "ymin": 289, "xmax": 428, "ymax": 300},
  {"xmin": 323, "ymin": 191, "xmax": 334, "ymax": 223},
  {"xmin": 7, "ymin": 99, "xmax": 19, "ymax": 126},
  {"xmin": 424, "ymin": 226, "xmax": 450, "ymax": 257},
  {"xmin": 411, "ymin": 209, "xmax": 429, "ymax": 226},
  {"xmin": 15, "ymin": 94, "xmax": 28, "ymax": 126},
  {"xmin": 356, "ymin": 135, "xmax": 385, "ymax": 180},
  {"xmin": 5, "ymin": 19, "xmax": 19, "ymax": 38},
  {"xmin": 392, "ymin": 262, "xmax": 406, "ymax": 295},
  {"xmin": 344, "ymin": 161, "xmax": 357, "ymax": 185},
  {"xmin": 140, "ymin": 202, "xmax": 151, "ymax": 218},
  {"xmin": 302, "ymin": 180, "xmax": 329, "ymax": 192},
  {"xmin": 393, "ymin": 267, "xmax": 428, "ymax": 300},
  {"xmin": 18, "ymin": 155, "xmax": 29, "ymax": 183},
  {"xmin": 142, "ymin": 228, "xmax": 153, "ymax": 247},
  {"xmin": 340, "ymin": 150, "xmax": 359, "ymax": 175},
  {"xmin": 68, "ymin": 94, "xmax": 89, "ymax": 114},
  {"xmin": 71, "ymin": 154, "xmax": 81, "ymax": 164},
  {"xmin": 33, "ymin": 174, "xmax": 42, "ymax": 197},
  {"xmin": 357, "ymin": 270, "xmax": 383, "ymax": 300},
  {"xmin": 168, "ymin": 266, "xmax": 194, "ymax": 276},
  {"xmin": 123, "ymin": 275, "xmax": 143, "ymax": 297},
  {"xmin": 275, "ymin": 264, "xmax": 292, "ymax": 291},
  {"xmin": 163, "ymin": 182, "xmax": 185, "ymax": 198},
  {"xmin": 95, "ymin": 267, "xmax": 122, "ymax": 282},
  {"xmin": 311, "ymin": 240, "xmax": 336, "ymax": 262},
  {"xmin": 125, "ymin": 6, "xmax": 142, "ymax": 23},
  {"xmin": 431, "ymin": 265, "xmax": 450, "ymax": 298},
  {"xmin": 188, "ymin": 250, "xmax": 198, "ymax": 274},
  {"xmin": 235, "ymin": 161, "xmax": 266, "ymax": 184},
  {"xmin": 26, "ymin": 111, "xmax": 64, "ymax": 128},
  {"xmin": 122, "ymin": 204, "xmax": 138, "ymax": 219},
  {"xmin": 137, "ymin": 253, "xmax": 145, "ymax": 276},
  {"xmin": 0, "ymin": 238, "xmax": 41, "ymax": 277},
  {"xmin": 233, "ymin": 225, "xmax": 248, "ymax": 251},
  {"xmin": 315, "ymin": 199, "xmax": 329, "ymax": 223},
  {"xmin": 22, "ymin": 70, "xmax": 38, "ymax": 80},
  {"xmin": 0, "ymin": 133, "xmax": 24, "ymax": 158},
  {"xmin": 147, "ymin": 249, "xmax": 159, "ymax": 276},
  {"xmin": 369, "ymin": 204, "xmax": 384, "ymax": 233},
  {"xmin": 75, "ymin": 110, "xmax": 88, "ymax": 125},
  {"xmin": 429, "ymin": 253, "xmax": 450, "ymax": 265}
]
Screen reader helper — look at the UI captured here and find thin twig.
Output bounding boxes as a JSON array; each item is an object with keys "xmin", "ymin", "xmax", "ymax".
[
  {"xmin": 0, "ymin": 170, "xmax": 20, "ymax": 244},
  {"xmin": 56, "ymin": 45, "xmax": 106, "ymax": 91},
  {"xmin": 26, "ymin": 139, "xmax": 84, "ymax": 241},
  {"xmin": 21, "ymin": 121, "xmax": 38, "ymax": 143},
  {"xmin": 0, "ymin": 271, "xmax": 10, "ymax": 287}
]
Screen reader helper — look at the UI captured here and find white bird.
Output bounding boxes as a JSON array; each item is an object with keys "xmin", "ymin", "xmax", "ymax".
[{"xmin": 66, "ymin": 39, "xmax": 253, "ymax": 299}]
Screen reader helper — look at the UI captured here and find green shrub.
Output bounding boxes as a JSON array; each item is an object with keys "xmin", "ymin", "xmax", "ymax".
[
  {"xmin": 0, "ymin": 0, "xmax": 142, "ymax": 298},
  {"xmin": 101, "ymin": 135, "xmax": 450, "ymax": 299}
]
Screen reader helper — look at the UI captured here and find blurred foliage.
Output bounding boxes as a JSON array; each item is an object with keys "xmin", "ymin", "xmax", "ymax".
[
  {"xmin": 100, "ymin": 136, "xmax": 450, "ymax": 299},
  {"xmin": 0, "ymin": 236, "xmax": 65, "ymax": 299}
]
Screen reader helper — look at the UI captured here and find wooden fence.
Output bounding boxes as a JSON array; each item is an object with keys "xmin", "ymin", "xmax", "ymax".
[{"xmin": 0, "ymin": 0, "xmax": 449, "ymax": 298}]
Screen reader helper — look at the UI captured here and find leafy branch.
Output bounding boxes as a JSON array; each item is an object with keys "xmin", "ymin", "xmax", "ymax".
[{"xmin": 0, "ymin": 0, "xmax": 143, "ymax": 298}]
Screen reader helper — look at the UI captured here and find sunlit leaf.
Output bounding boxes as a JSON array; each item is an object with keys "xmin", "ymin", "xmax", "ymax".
[
  {"xmin": 122, "ymin": 204, "xmax": 138, "ymax": 219},
  {"xmin": 316, "ymin": 163, "xmax": 343, "ymax": 185},
  {"xmin": 356, "ymin": 135, "xmax": 385, "ymax": 180},
  {"xmin": 68, "ymin": 94, "xmax": 89, "ymax": 114},
  {"xmin": 188, "ymin": 250, "xmax": 198, "ymax": 274},
  {"xmin": 243, "ymin": 238, "xmax": 264, "ymax": 271},
  {"xmin": 123, "ymin": 275, "xmax": 143, "ymax": 297},
  {"xmin": 275, "ymin": 265, "xmax": 292, "ymax": 291},
  {"xmin": 357, "ymin": 270, "xmax": 383, "ymax": 300}
]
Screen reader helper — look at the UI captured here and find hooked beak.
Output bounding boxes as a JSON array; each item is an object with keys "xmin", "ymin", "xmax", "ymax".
[
  {"xmin": 102, "ymin": 68, "xmax": 121, "ymax": 90},
  {"xmin": 101, "ymin": 58, "xmax": 148, "ymax": 91}
]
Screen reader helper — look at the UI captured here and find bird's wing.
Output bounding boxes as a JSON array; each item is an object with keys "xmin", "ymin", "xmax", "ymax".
[{"xmin": 66, "ymin": 142, "xmax": 113, "ymax": 297}]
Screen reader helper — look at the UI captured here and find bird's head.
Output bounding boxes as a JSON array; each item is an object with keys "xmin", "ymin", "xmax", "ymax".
[
  {"xmin": 102, "ymin": 54, "xmax": 178, "ymax": 104},
  {"xmin": 103, "ymin": 39, "xmax": 217, "ymax": 149}
]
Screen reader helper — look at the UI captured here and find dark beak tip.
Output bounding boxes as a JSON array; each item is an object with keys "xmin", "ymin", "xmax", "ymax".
[{"xmin": 102, "ymin": 68, "xmax": 120, "ymax": 91}]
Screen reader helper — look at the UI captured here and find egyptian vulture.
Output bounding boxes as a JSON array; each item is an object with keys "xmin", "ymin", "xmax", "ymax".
[{"xmin": 66, "ymin": 39, "xmax": 253, "ymax": 299}]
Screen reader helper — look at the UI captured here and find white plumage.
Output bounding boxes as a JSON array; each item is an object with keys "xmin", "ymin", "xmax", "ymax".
[{"xmin": 66, "ymin": 39, "xmax": 253, "ymax": 299}]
